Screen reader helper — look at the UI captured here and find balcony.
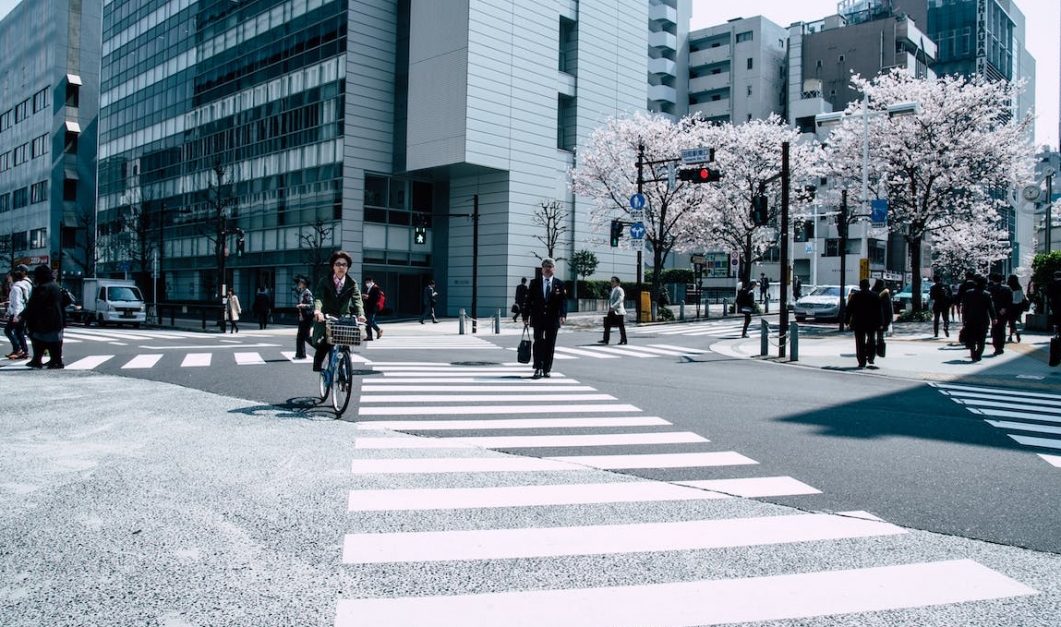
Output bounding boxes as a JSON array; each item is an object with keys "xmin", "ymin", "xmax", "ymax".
[
  {"xmin": 689, "ymin": 46, "xmax": 731, "ymax": 69},
  {"xmin": 689, "ymin": 73, "xmax": 730, "ymax": 95},
  {"xmin": 649, "ymin": 31, "xmax": 677, "ymax": 52},
  {"xmin": 648, "ymin": 84, "xmax": 677, "ymax": 105},
  {"xmin": 648, "ymin": 57, "xmax": 677, "ymax": 78},
  {"xmin": 649, "ymin": 2, "xmax": 677, "ymax": 25},
  {"xmin": 689, "ymin": 99, "xmax": 731, "ymax": 120}
]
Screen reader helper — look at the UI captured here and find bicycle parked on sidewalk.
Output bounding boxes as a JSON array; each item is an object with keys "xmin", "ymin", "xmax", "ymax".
[{"xmin": 319, "ymin": 315, "xmax": 364, "ymax": 416}]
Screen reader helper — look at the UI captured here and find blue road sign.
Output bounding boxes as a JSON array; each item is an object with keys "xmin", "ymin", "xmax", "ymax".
[
  {"xmin": 630, "ymin": 222, "xmax": 646, "ymax": 239},
  {"xmin": 630, "ymin": 194, "xmax": 646, "ymax": 210},
  {"xmin": 870, "ymin": 199, "xmax": 888, "ymax": 225}
]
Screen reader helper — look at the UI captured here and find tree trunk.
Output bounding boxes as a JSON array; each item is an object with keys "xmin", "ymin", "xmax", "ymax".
[{"xmin": 910, "ymin": 235, "xmax": 925, "ymax": 311}]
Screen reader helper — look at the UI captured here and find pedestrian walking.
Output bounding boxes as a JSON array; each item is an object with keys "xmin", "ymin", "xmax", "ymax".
[
  {"xmin": 361, "ymin": 276, "xmax": 384, "ymax": 340},
  {"xmin": 872, "ymin": 278, "xmax": 893, "ymax": 348},
  {"xmin": 420, "ymin": 279, "xmax": 439, "ymax": 323},
  {"xmin": 929, "ymin": 275, "xmax": 952, "ymax": 338},
  {"xmin": 960, "ymin": 275, "xmax": 995, "ymax": 362},
  {"xmin": 758, "ymin": 273, "xmax": 770, "ymax": 304},
  {"xmin": 1006, "ymin": 274, "xmax": 1026, "ymax": 343},
  {"xmin": 525, "ymin": 257, "xmax": 566, "ymax": 379},
  {"xmin": 792, "ymin": 276, "xmax": 802, "ymax": 300},
  {"xmin": 311, "ymin": 251, "xmax": 366, "ymax": 372},
  {"xmin": 252, "ymin": 287, "xmax": 271, "ymax": 330},
  {"xmin": 224, "ymin": 288, "xmax": 242, "ymax": 333},
  {"xmin": 844, "ymin": 279, "xmax": 882, "ymax": 368},
  {"xmin": 293, "ymin": 276, "xmax": 314, "ymax": 360},
  {"xmin": 1047, "ymin": 271, "xmax": 1061, "ymax": 334},
  {"xmin": 4, "ymin": 265, "xmax": 31, "ymax": 360},
  {"xmin": 986, "ymin": 273, "xmax": 1012, "ymax": 355},
  {"xmin": 736, "ymin": 283, "xmax": 756, "ymax": 338},
  {"xmin": 955, "ymin": 269, "xmax": 975, "ymax": 322},
  {"xmin": 599, "ymin": 276, "xmax": 627, "ymax": 345},
  {"xmin": 512, "ymin": 277, "xmax": 528, "ymax": 323},
  {"xmin": 22, "ymin": 265, "xmax": 70, "ymax": 369}
]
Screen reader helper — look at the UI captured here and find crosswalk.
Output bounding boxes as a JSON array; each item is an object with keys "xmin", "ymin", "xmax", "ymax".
[
  {"xmin": 931, "ymin": 382, "xmax": 1061, "ymax": 469},
  {"xmin": 630, "ymin": 319, "xmax": 748, "ymax": 338},
  {"xmin": 336, "ymin": 364, "xmax": 1038, "ymax": 624}
]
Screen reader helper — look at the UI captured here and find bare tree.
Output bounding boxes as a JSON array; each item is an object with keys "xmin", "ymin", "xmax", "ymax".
[
  {"xmin": 531, "ymin": 199, "xmax": 569, "ymax": 262},
  {"xmin": 299, "ymin": 219, "xmax": 336, "ymax": 286},
  {"xmin": 200, "ymin": 160, "xmax": 238, "ymax": 299}
]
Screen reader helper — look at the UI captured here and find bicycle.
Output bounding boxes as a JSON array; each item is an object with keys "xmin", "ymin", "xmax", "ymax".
[{"xmin": 319, "ymin": 315, "xmax": 364, "ymax": 417}]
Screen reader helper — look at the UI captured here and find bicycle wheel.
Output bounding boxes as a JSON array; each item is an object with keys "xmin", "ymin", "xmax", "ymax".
[
  {"xmin": 318, "ymin": 353, "xmax": 332, "ymax": 402},
  {"xmin": 331, "ymin": 350, "xmax": 354, "ymax": 416}
]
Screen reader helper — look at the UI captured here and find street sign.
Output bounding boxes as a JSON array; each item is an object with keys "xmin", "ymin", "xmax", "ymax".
[
  {"xmin": 870, "ymin": 199, "xmax": 888, "ymax": 226},
  {"xmin": 681, "ymin": 147, "xmax": 713, "ymax": 165},
  {"xmin": 629, "ymin": 222, "xmax": 646, "ymax": 239},
  {"xmin": 631, "ymin": 209, "xmax": 644, "ymax": 222},
  {"xmin": 629, "ymin": 194, "xmax": 646, "ymax": 210},
  {"xmin": 631, "ymin": 238, "xmax": 644, "ymax": 251},
  {"xmin": 690, "ymin": 254, "xmax": 705, "ymax": 264}
]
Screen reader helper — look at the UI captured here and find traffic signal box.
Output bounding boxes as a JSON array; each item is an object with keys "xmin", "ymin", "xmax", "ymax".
[
  {"xmin": 414, "ymin": 225, "xmax": 427, "ymax": 245},
  {"xmin": 609, "ymin": 219, "xmax": 622, "ymax": 247},
  {"xmin": 751, "ymin": 195, "xmax": 768, "ymax": 226},
  {"xmin": 677, "ymin": 167, "xmax": 723, "ymax": 183}
]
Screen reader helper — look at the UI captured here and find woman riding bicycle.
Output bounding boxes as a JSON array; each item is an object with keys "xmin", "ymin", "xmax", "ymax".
[{"xmin": 311, "ymin": 250, "xmax": 367, "ymax": 372}]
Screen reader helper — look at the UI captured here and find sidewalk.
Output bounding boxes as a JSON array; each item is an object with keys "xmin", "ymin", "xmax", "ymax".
[{"xmin": 713, "ymin": 319, "xmax": 1060, "ymax": 384}]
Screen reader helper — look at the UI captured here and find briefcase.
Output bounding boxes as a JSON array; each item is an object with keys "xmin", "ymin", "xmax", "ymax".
[
  {"xmin": 517, "ymin": 327, "xmax": 532, "ymax": 364},
  {"xmin": 1050, "ymin": 336, "xmax": 1060, "ymax": 368}
]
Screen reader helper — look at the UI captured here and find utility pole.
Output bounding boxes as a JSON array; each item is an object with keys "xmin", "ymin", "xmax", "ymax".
[
  {"xmin": 635, "ymin": 144, "xmax": 645, "ymax": 323},
  {"xmin": 837, "ymin": 190, "xmax": 849, "ymax": 332},
  {"xmin": 778, "ymin": 142, "xmax": 790, "ymax": 358}
]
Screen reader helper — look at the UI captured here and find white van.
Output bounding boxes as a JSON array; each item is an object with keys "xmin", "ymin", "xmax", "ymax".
[{"xmin": 82, "ymin": 278, "xmax": 146, "ymax": 327}]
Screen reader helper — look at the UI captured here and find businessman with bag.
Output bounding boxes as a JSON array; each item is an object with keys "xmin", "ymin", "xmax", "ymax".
[{"xmin": 525, "ymin": 258, "xmax": 566, "ymax": 379}]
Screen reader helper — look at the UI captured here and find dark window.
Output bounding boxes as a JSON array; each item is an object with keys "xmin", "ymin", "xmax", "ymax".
[
  {"xmin": 63, "ymin": 179, "xmax": 78, "ymax": 201},
  {"xmin": 747, "ymin": 58, "xmax": 753, "ymax": 69},
  {"xmin": 66, "ymin": 83, "xmax": 80, "ymax": 108}
]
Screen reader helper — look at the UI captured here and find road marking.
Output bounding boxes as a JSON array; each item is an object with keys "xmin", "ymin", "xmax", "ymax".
[
  {"xmin": 549, "ymin": 451, "xmax": 757, "ymax": 469},
  {"xmin": 647, "ymin": 343, "xmax": 708, "ymax": 353},
  {"xmin": 677, "ymin": 476, "xmax": 822, "ymax": 498},
  {"xmin": 234, "ymin": 352, "xmax": 266, "ymax": 365},
  {"xmin": 335, "ymin": 560, "xmax": 1035, "ymax": 626},
  {"xmin": 360, "ymin": 384, "xmax": 594, "ymax": 392},
  {"xmin": 350, "ymin": 457, "xmax": 582, "ymax": 474},
  {"xmin": 985, "ymin": 419, "xmax": 1061, "ymax": 436},
  {"xmin": 355, "ymin": 417, "xmax": 672, "ymax": 430},
  {"xmin": 347, "ymin": 481, "xmax": 729, "ymax": 511},
  {"xmin": 1039, "ymin": 454, "xmax": 1061, "ymax": 467},
  {"xmin": 954, "ymin": 398, "xmax": 1061, "ymax": 415},
  {"xmin": 934, "ymin": 383, "xmax": 1061, "ymax": 402},
  {"xmin": 1007, "ymin": 434, "xmax": 1061, "ymax": 451},
  {"xmin": 65, "ymin": 355, "xmax": 115, "ymax": 370},
  {"xmin": 354, "ymin": 432, "xmax": 709, "ymax": 450},
  {"xmin": 358, "ymin": 403, "xmax": 641, "ymax": 416},
  {"xmin": 359, "ymin": 393, "xmax": 617, "ymax": 403},
  {"xmin": 121, "ymin": 354, "xmax": 163, "ymax": 369},
  {"xmin": 553, "ymin": 347, "xmax": 620, "ymax": 358},
  {"xmin": 342, "ymin": 513, "xmax": 907, "ymax": 563},
  {"xmin": 968, "ymin": 408, "xmax": 1061, "ymax": 425},
  {"xmin": 181, "ymin": 353, "xmax": 212, "ymax": 367}
]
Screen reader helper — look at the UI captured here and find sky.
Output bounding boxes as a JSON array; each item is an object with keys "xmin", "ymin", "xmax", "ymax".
[
  {"xmin": 690, "ymin": 0, "xmax": 1060, "ymax": 150},
  {"xmin": 0, "ymin": 0, "xmax": 1056, "ymax": 147}
]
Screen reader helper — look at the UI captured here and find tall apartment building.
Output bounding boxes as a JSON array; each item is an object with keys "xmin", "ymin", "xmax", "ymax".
[
  {"xmin": 646, "ymin": 0, "xmax": 690, "ymax": 118},
  {"xmin": 0, "ymin": 0, "xmax": 101, "ymax": 283},
  {"xmin": 94, "ymin": 0, "xmax": 647, "ymax": 315}
]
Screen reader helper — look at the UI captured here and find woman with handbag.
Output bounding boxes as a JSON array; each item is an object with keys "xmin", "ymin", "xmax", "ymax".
[{"xmin": 598, "ymin": 276, "xmax": 627, "ymax": 345}]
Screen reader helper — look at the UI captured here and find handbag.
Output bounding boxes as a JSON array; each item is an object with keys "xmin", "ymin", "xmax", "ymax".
[
  {"xmin": 517, "ymin": 327, "xmax": 532, "ymax": 364},
  {"xmin": 876, "ymin": 338, "xmax": 886, "ymax": 358},
  {"xmin": 958, "ymin": 326, "xmax": 967, "ymax": 345},
  {"xmin": 1050, "ymin": 336, "xmax": 1060, "ymax": 368},
  {"xmin": 511, "ymin": 304, "xmax": 520, "ymax": 314}
]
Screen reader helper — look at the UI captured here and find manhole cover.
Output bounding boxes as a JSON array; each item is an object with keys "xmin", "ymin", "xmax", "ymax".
[{"xmin": 450, "ymin": 361, "xmax": 501, "ymax": 367}]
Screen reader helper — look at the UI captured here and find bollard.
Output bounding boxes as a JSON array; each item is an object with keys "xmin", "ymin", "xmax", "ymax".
[
  {"xmin": 679, "ymin": 300, "xmax": 685, "ymax": 321},
  {"xmin": 494, "ymin": 309, "xmax": 501, "ymax": 334},
  {"xmin": 760, "ymin": 319, "xmax": 769, "ymax": 356},
  {"xmin": 722, "ymin": 298, "xmax": 728, "ymax": 319},
  {"xmin": 459, "ymin": 308, "xmax": 466, "ymax": 335},
  {"xmin": 790, "ymin": 322, "xmax": 799, "ymax": 361}
]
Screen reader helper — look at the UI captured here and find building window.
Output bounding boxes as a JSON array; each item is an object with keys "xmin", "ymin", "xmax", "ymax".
[
  {"xmin": 14, "ymin": 100, "xmax": 29, "ymax": 123},
  {"xmin": 736, "ymin": 31, "xmax": 753, "ymax": 43},
  {"xmin": 12, "ymin": 187, "xmax": 29, "ymax": 209},
  {"xmin": 12, "ymin": 231, "xmax": 28, "ymax": 250},
  {"xmin": 0, "ymin": 110, "xmax": 10, "ymax": 132},
  {"xmin": 0, "ymin": 152, "xmax": 9, "ymax": 172},
  {"xmin": 64, "ymin": 179, "xmax": 78, "ymax": 201},
  {"xmin": 558, "ymin": 17, "xmax": 577, "ymax": 74},
  {"xmin": 32, "ymin": 87, "xmax": 50, "ymax": 113},
  {"xmin": 13, "ymin": 143, "xmax": 28, "ymax": 165},
  {"xmin": 66, "ymin": 83, "xmax": 80, "ymax": 108},
  {"xmin": 747, "ymin": 58, "xmax": 753, "ymax": 70},
  {"xmin": 31, "ymin": 134, "xmax": 48, "ymax": 158},
  {"xmin": 30, "ymin": 181, "xmax": 48, "ymax": 203},
  {"xmin": 29, "ymin": 228, "xmax": 47, "ymax": 249},
  {"xmin": 64, "ymin": 131, "xmax": 78, "ymax": 154},
  {"xmin": 557, "ymin": 94, "xmax": 576, "ymax": 151},
  {"xmin": 0, "ymin": 193, "xmax": 10, "ymax": 213},
  {"xmin": 747, "ymin": 85, "xmax": 753, "ymax": 97}
]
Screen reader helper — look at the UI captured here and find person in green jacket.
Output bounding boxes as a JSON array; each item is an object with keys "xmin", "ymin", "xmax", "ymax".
[{"xmin": 311, "ymin": 250, "xmax": 366, "ymax": 372}]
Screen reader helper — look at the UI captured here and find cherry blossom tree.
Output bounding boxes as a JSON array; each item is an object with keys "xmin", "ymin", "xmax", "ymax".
[
  {"xmin": 822, "ymin": 70, "xmax": 1034, "ymax": 311},
  {"xmin": 930, "ymin": 209, "xmax": 1011, "ymax": 278},
  {"xmin": 685, "ymin": 115, "xmax": 822, "ymax": 287},
  {"xmin": 569, "ymin": 111, "xmax": 709, "ymax": 301}
]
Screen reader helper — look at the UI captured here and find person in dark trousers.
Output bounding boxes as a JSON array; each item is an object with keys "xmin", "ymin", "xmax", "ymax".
[
  {"xmin": 22, "ymin": 265, "xmax": 69, "ymax": 369},
  {"xmin": 872, "ymin": 278, "xmax": 893, "ymax": 348},
  {"xmin": 1047, "ymin": 271, "xmax": 1061, "ymax": 335},
  {"xmin": 1006, "ymin": 274, "xmax": 1025, "ymax": 343},
  {"xmin": 512, "ymin": 277, "xmax": 529, "ymax": 323},
  {"xmin": 986, "ymin": 273, "xmax": 1012, "ymax": 355},
  {"xmin": 758, "ymin": 273, "xmax": 770, "ymax": 304},
  {"xmin": 252, "ymin": 287, "xmax": 271, "ymax": 330},
  {"xmin": 361, "ymin": 276, "xmax": 383, "ymax": 340},
  {"xmin": 525, "ymin": 257, "xmax": 566, "ymax": 379},
  {"xmin": 420, "ymin": 279, "xmax": 439, "ymax": 324},
  {"xmin": 311, "ymin": 251, "xmax": 366, "ymax": 372},
  {"xmin": 961, "ymin": 275, "xmax": 995, "ymax": 362},
  {"xmin": 736, "ymin": 284, "xmax": 756, "ymax": 338},
  {"xmin": 599, "ymin": 276, "xmax": 627, "ymax": 345},
  {"xmin": 955, "ymin": 269, "xmax": 976, "ymax": 322},
  {"xmin": 845, "ymin": 279, "xmax": 882, "ymax": 368},
  {"xmin": 929, "ymin": 275, "xmax": 951, "ymax": 338},
  {"xmin": 792, "ymin": 276, "xmax": 802, "ymax": 300},
  {"xmin": 293, "ymin": 276, "xmax": 314, "ymax": 360}
]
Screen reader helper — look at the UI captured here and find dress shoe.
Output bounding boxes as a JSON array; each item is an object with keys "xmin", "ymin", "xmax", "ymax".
[
  {"xmin": 944, "ymin": 328, "xmax": 950, "ymax": 337},
  {"xmin": 993, "ymin": 349, "xmax": 1004, "ymax": 355},
  {"xmin": 46, "ymin": 362, "xmax": 64, "ymax": 369},
  {"xmin": 376, "ymin": 328, "xmax": 384, "ymax": 339},
  {"xmin": 26, "ymin": 361, "xmax": 44, "ymax": 369},
  {"xmin": 597, "ymin": 340, "xmax": 608, "ymax": 344},
  {"xmin": 543, "ymin": 372, "xmax": 551, "ymax": 378},
  {"xmin": 531, "ymin": 369, "xmax": 543, "ymax": 379},
  {"xmin": 420, "ymin": 320, "xmax": 425, "ymax": 324},
  {"xmin": 432, "ymin": 319, "xmax": 439, "ymax": 323},
  {"xmin": 294, "ymin": 355, "xmax": 307, "ymax": 360},
  {"xmin": 618, "ymin": 340, "xmax": 627, "ymax": 345}
]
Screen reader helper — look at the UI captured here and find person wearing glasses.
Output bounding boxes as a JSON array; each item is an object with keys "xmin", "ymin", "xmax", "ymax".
[{"xmin": 311, "ymin": 251, "xmax": 366, "ymax": 372}]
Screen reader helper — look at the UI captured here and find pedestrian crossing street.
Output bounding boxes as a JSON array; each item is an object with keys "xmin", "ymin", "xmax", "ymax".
[
  {"xmin": 335, "ymin": 364, "xmax": 1038, "ymax": 625},
  {"xmin": 932, "ymin": 382, "xmax": 1061, "ymax": 469}
]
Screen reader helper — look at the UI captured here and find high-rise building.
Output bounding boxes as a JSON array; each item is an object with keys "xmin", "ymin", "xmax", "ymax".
[
  {"xmin": 94, "ymin": 0, "xmax": 648, "ymax": 315},
  {"xmin": 0, "ymin": 0, "xmax": 101, "ymax": 283},
  {"xmin": 646, "ymin": 0, "xmax": 690, "ymax": 118}
]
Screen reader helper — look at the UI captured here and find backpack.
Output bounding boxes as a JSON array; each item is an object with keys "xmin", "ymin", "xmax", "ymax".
[{"xmin": 376, "ymin": 288, "xmax": 386, "ymax": 311}]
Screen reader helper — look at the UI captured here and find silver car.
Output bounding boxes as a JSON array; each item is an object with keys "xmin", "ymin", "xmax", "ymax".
[{"xmin": 793, "ymin": 285, "xmax": 859, "ymax": 322}]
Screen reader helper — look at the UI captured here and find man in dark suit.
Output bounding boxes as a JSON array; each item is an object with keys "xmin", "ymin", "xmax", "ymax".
[
  {"xmin": 844, "ymin": 278, "xmax": 882, "ymax": 368},
  {"xmin": 961, "ymin": 275, "xmax": 995, "ymax": 362},
  {"xmin": 525, "ymin": 258, "xmax": 566, "ymax": 379}
]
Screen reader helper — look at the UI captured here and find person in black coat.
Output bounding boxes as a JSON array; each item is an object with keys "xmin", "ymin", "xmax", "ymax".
[
  {"xmin": 512, "ymin": 278, "xmax": 528, "ymax": 323},
  {"xmin": 735, "ymin": 284, "xmax": 756, "ymax": 338},
  {"xmin": 961, "ymin": 275, "xmax": 996, "ymax": 362},
  {"xmin": 1048, "ymin": 270, "xmax": 1061, "ymax": 335},
  {"xmin": 524, "ymin": 258, "xmax": 566, "ymax": 379},
  {"xmin": 985, "ymin": 273, "xmax": 1012, "ymax": 355},
  {"xmin": 844, "ymin": 278, "xmax": 882, "ymax": 368},
  {"xmin": 22, "ymin": 265, "xmax": 69, "ymax": 369}
]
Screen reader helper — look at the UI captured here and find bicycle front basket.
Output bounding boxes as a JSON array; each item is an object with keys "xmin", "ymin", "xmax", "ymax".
[{"xmin": 325, "ymin": 319, "xmax": 362, "ymax": 347}]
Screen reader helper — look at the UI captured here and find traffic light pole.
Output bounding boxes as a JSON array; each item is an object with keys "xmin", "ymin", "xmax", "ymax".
[
  {"xmin": 837, "ymin": 190, "xmax": 849, "ymax": 332},
  {"xmin": 437, "ymin": 199, "xmax": 481, "ymax": 333},
  {"xmin": 778, "ymin": 142, "xmax": 790, "ymax": 358}
]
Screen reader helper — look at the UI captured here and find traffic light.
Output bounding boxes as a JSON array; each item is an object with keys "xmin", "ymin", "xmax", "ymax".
[
  {"xmin": 236, "ymin": 235, "xmax": 245, "ymax": 257},
  {"xmin": 678, "ymin": 167, "xmax": 723, "ymax": 183},
  {"xmin": 414, "ymin": 225, "xmax": 426, "ymax": 245},
  {"xmin": 609, "ymin": 220, "xmax": 622, "ymax": 247},
  {"xmin": 751, "ymin": 195, "xmax": 768, "ymax": 226}
]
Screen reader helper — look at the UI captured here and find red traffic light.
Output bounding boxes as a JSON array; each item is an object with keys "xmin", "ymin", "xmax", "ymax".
[{"xmin": 678, "ymin": 167, "xmax": 723, "ymax": 183}]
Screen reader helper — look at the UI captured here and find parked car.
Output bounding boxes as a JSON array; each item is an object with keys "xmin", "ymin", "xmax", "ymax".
[
  {"xmin": 793, "ymin": 285, "xmax": 859, "ymax": 322},
  {"xmin": 893, "ymin": 284, "xmax": 932, "ymax": 312}
]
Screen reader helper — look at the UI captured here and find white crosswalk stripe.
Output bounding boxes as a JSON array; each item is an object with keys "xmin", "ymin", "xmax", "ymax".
[
  {"xmin": 551, "ymin": 343, "xmax": 709, "ymax": 360},
  {"xmin": 932, "ymin": 382, "xmax": 1061, "ymax": 466},
  {"xmin": 339, "ymin": 365, "xmax": 1037, "ymax": 624},
  {"xmin": 630, "ymin": 319, "xmax": 748, "ymax": 338}
]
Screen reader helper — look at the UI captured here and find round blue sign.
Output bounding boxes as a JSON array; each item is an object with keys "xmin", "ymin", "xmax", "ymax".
[{"xmin": 629, "ymin": 194, "xmax": 646, "ymax": 210}]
